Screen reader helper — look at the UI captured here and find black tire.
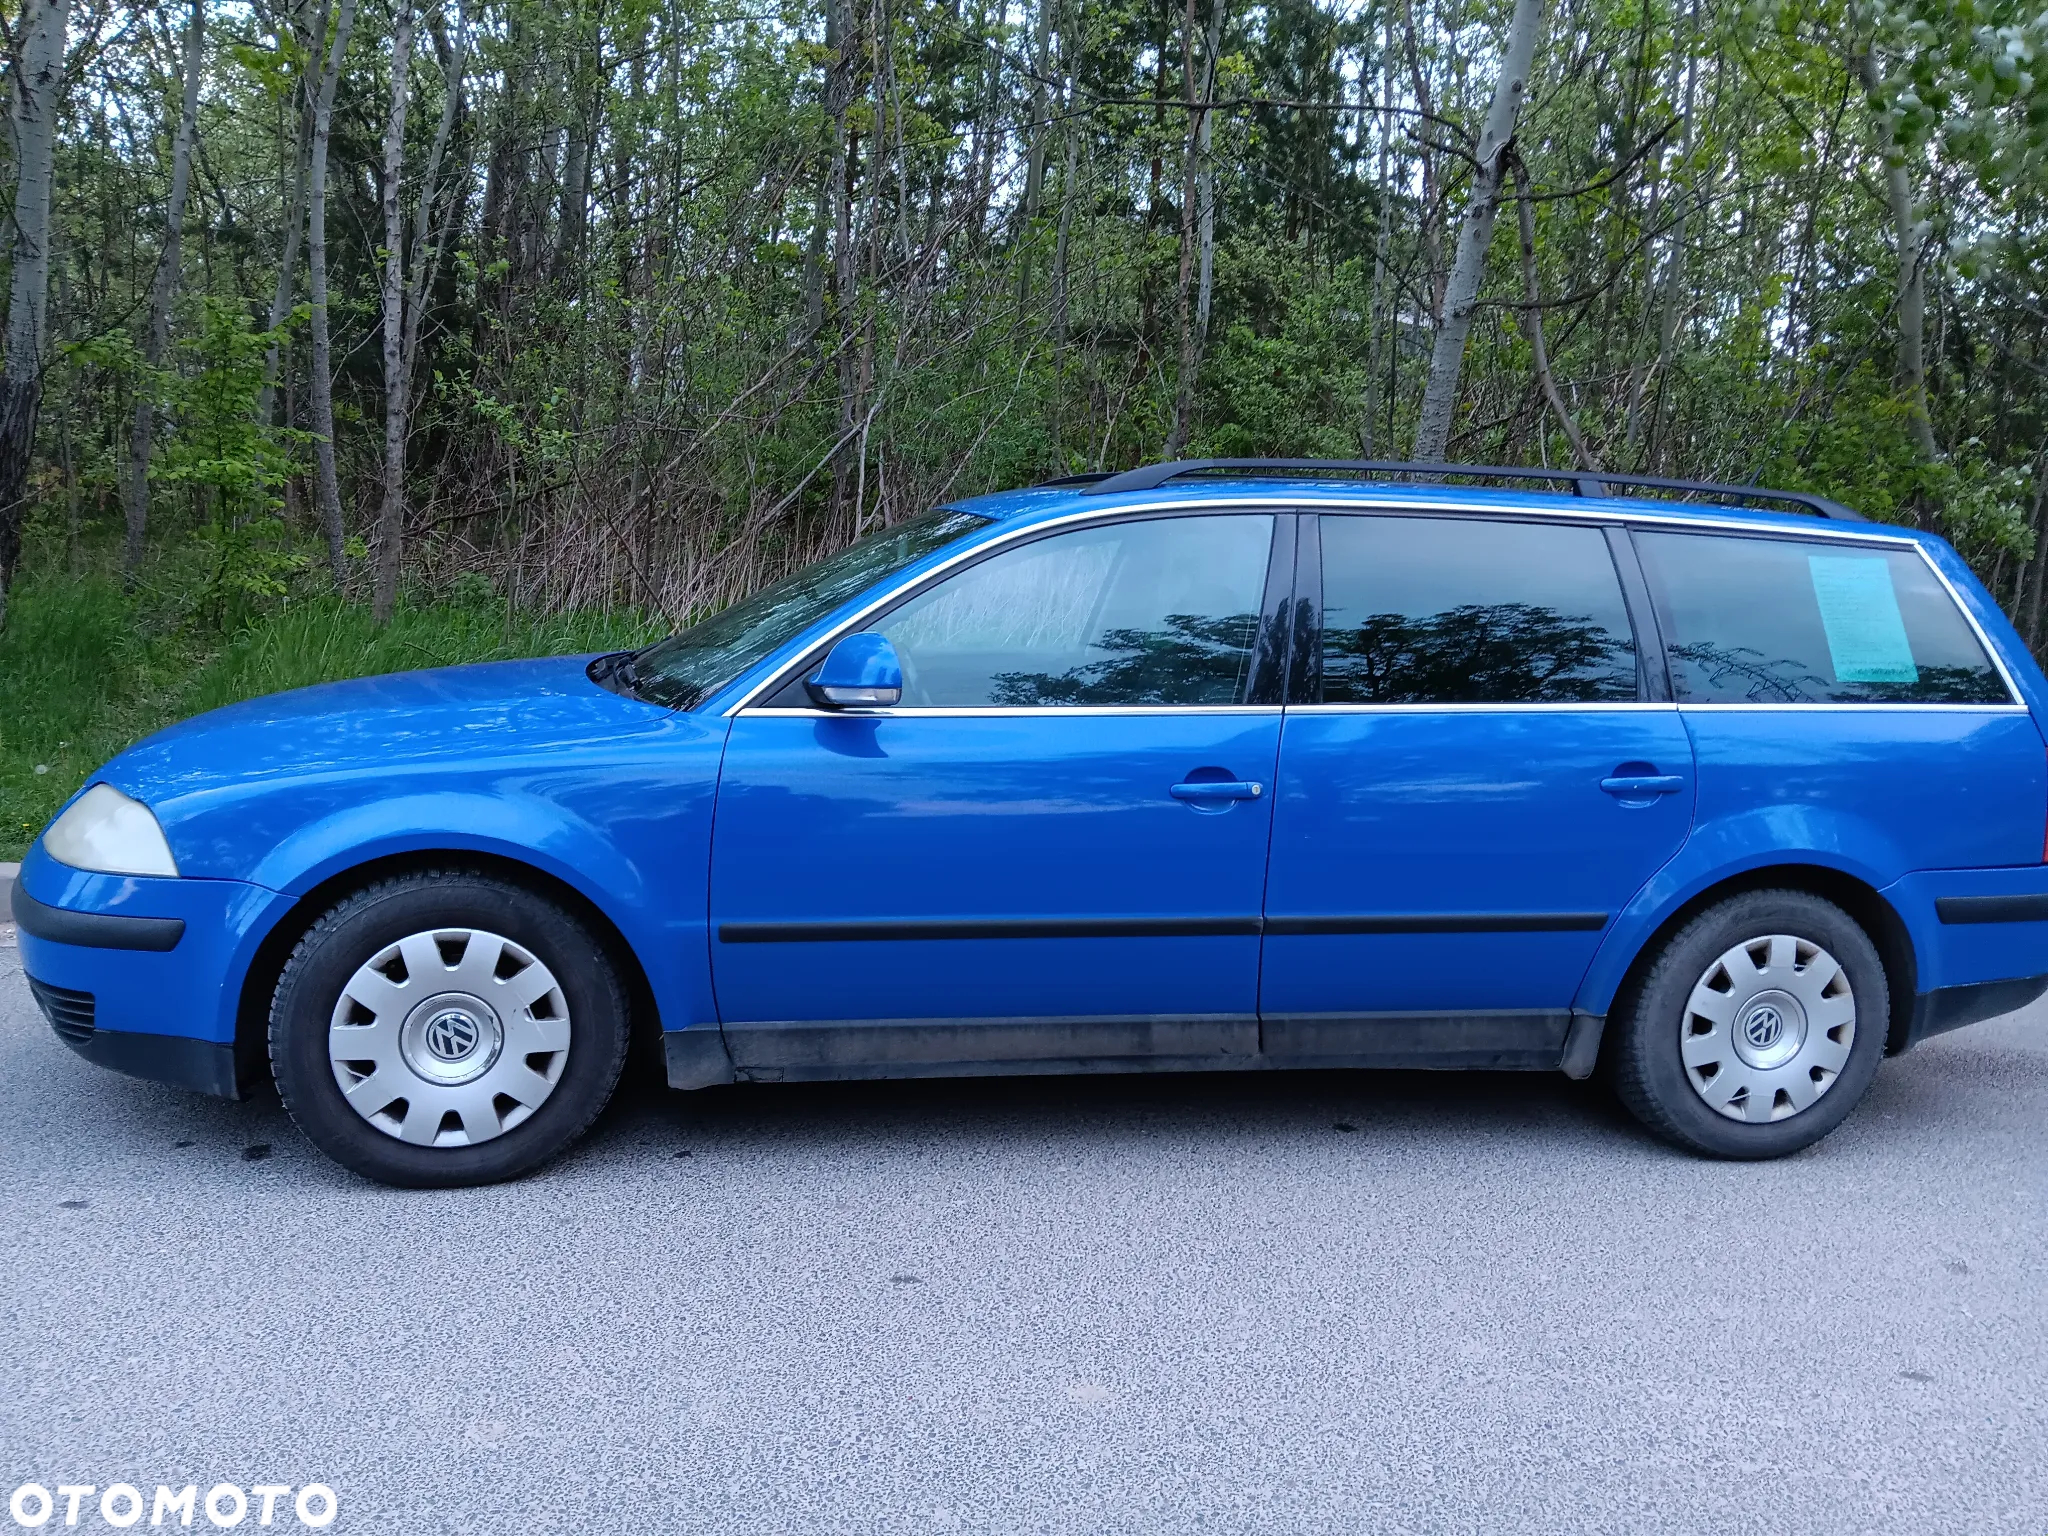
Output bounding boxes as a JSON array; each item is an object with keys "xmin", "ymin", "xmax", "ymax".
[
  {"xmin": 1609, "ymin": 889, "xmax": 1889, "ymax": 1159},
  {"xmin": 270, "ymin": 871, "xmax": 630, "ymax": 1188}
]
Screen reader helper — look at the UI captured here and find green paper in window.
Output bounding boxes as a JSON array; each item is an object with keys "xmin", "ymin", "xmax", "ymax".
[{"xmin": 1808, "ymin": 555, "xmax": 1919, "ymax": 684}]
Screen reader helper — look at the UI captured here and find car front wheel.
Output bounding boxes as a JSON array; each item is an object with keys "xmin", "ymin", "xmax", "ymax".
[
  {"xmin": 270, "ymin": 871, "xmax": 630, "ymax": 1188},
  {"xmin": 1609, "ymin": 889, "xmax": 1889, "ymax": 1159}
]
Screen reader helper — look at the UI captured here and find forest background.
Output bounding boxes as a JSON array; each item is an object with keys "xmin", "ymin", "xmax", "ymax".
[{"xmin": 2, "ymin": 0, "xmax": 2046, "ymax": 854}]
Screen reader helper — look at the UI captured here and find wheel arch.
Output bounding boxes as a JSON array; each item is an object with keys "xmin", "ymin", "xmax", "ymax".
[
  {"xmin": 1594, "ymin": 863, "xmax": 1918, "ymax": 1070},
  {"xmin": 232, "ymin": 848, "xmax": 665, "ymax": 1093}
]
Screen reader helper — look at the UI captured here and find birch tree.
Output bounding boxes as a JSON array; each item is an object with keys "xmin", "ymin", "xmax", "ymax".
[
  {"xmin": 1854, "ymin": 22, "xmax": 1939, "ymax": 462},
  {"xmin": 0, "ymin": 0, "xmax": 70, "ymax": 629},
  {"xmin": 1412, "ymin": 0, "xmax": 1547, "ymax": 462},
  {"xmin": 369, "ymin": 0, "xmax": 416, "ymax": 623},
  {"xmin": 372, "ymin": 0, "xmax": 469, "ymax": 623},
  {"xmin": 120, "ymin": 0, "xmax": 205, "ymax": 584},
  {"xmin": 306, "ymin": 0, "xmax": 357, "ymax": 580}
]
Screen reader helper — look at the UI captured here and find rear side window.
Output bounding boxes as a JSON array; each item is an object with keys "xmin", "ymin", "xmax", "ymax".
[
  {"xmin": 1635, "ymin": 531, "xmax": 2009, "ymax": 704},
  {"xmin": 1315, "ymin": 514, "xmax": 1640, "ymax": 703},
  {"xmin": 875, "ymin": 513, "xmax": 1274, "ymax": 706}
]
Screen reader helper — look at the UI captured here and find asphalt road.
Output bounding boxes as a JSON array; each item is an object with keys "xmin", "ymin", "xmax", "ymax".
[{"xmin": 2, "ymin": 929, "xmax": 2043, "ymax": 1536}]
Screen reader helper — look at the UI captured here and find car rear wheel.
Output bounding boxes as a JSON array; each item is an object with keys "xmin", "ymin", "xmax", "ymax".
[
  {"xmin": 1609, "ymin": 889, "xmax": 1888, "ymax": 1159},
  {"xmin": 270, "ymin": 871, "xmax": 630, "ymax": 1188}
]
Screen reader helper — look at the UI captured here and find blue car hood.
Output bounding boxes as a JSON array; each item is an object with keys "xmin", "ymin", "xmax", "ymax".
[
  {"xmin": 107, "ymin": 656, "xmax": 669, "ymax": 799},
  {"xmin": 80, "ymin": 656, "xmax": 720, "ymax": 885}
]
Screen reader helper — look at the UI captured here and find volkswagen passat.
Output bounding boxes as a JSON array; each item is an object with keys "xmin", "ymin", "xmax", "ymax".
[{"xmin": 16, "ymin": 462, "xmax": 2048, "ymax": 1185}]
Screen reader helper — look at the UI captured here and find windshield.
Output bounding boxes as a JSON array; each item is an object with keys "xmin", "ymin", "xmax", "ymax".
[{"xmin": 627, "ymin": 510, "xmax": 989, "ymax": 707}]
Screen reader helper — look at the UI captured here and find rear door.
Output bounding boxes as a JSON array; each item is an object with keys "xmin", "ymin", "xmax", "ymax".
[
  {"xmin": 1259, "ymin": 511, "xmax": 1696, "ymax": 1063},
  {"xmin": 1633, "ymin": 528, "xmax": 2042, "ymax": 872}
]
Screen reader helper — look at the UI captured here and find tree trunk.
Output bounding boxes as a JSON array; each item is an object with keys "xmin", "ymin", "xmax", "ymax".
[
  {"xmin": 371, "ymin": 0, "xmax": 417, "ymax": 625},
  {"xmin": 1411, "ymin": 0, "xmax": 1546, "ymax": 463},
  {"xmin": 1854, "ymin": 42, "xmax": 1938, "ymax": 462},
  {"xmin": 398, "ymin": 0, "xmax": 469, "ymax": 417},
  {"xmin": 307, "ymin": 0, "xmax": 357, "ymax": 582},
  {"xmin": 1163, "ymin": 0, "xmax": 1204, "ymax": 460},
  {"xmin": 1050, "ymin": 12, "xmax": 1081, "ymax": 357},
  {"xmin": 120, "ymin": 0, "xmax": 205, "ymax": 586},
  {"xmin": 256, "ymin": 0, "xmax": 315, "ymax": 428},
  {"xmin": 1015, "ymin": 0, "xmax": 1053, "ymax": 309},
  {"xmin": 1511, "ymin": 153, "xmax": 1593, "ymax": 469},
  {"xmin": 1361, "ymin": 9, "xmax": 1395, "ymax": 454},
  {"xmin": 0, "ymin": 0, "xmax": 70, "ymax": 629},
  {"xmin": 1193, "ymin": 0, "xmax": 1222, "ymax": 346},
  {"xmin": 1625, "ymin": 9, "xmax": 1695, "ymax": 460}
]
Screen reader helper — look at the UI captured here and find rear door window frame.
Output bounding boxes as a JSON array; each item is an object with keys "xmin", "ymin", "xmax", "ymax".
[{"xmin": 1625, "ymin": 524, "xmax": 2022, "ymax": 710}]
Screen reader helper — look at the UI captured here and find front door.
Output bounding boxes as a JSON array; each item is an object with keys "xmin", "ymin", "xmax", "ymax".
[
  {"xmin": 710, "ymin": 510, "xmax": 1288, "ymax": 1077},
  {"xmin": 1260, "ymin": 511, "xmax": 1697, "ymax": 1064}
]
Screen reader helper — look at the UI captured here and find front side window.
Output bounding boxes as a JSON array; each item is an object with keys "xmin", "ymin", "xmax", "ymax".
[
  {"xmin": 874, "ymin": 513, "xmax": 1274, "ymax": 707},
  {"xmin": 632, "ymin": 510, "xmax": 987, "ymax": 707},
  {"xmin": 1316, "ymin": 514, "xmax": 1640, "ymax": 704},
  {"xmin": 1635, "ymin": 531, "xmax": 2009, "ymax": 704}
]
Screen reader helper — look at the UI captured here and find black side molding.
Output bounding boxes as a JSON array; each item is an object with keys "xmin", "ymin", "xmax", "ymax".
[
  {"xmin": 1898, "ymin": 973, "xmax": 2048, "ymax": 1053},
  {"xmin": 1264, "ymin": 912, "xmax": 1607, "ymax": 935},
  {"xmin": 720, "ymin": 912, "xmax": 1605, "ymax": 942},
  {"xmin": 1934, "ymin": 893, "xmax": 2048, "ymax": 925},
  {"xmin": 11, "ymin": 883, "xmax": 185, "ymax": 951},
  {"xmin": 720, "ymin": 916, "xmax": 1264, "ymax": 943}
]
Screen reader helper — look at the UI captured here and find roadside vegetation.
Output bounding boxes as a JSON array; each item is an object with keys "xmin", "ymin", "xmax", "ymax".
[
  {"xmin": 6, "ymin": 0, "xmax": 2048, "ymax": 848},
  {"xmin": 0, "ymin": 552, "xmax": 657, "ymax": 859}
]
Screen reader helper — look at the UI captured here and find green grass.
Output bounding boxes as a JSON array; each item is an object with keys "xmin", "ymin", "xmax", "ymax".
[{"xmin": 0, "ymin": 572, "xmax": 663, "ymax": 859}]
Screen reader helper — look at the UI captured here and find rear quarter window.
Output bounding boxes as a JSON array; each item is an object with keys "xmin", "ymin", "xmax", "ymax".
[{"xmin": 1634, "ymin": 530, "xmax": 2010, "ymax": 704}]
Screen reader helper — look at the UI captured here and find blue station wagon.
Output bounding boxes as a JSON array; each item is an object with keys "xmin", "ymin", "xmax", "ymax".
[{"xmin": 15, "ymin": 460, "xmax": 2048, "ymax": 1186}]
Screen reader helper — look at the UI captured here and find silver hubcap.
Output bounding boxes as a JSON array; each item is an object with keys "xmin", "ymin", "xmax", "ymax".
[
  {"xmin": 1681, "ymin": 934, "xmax": 1855, "ymax": 1123},
  {"xmin": 328, "ymin": 929, "xmax": 571, "ymax": 1147}
]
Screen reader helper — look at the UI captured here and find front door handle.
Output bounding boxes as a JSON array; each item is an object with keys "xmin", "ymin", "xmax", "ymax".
[
  {"xmin": 1170, "ymin": 780, "xmax": 1265, "ymax": 803},
  {"xmin": 1600, "ymin": 774, "xmax": 1685, "ymax": 796}
]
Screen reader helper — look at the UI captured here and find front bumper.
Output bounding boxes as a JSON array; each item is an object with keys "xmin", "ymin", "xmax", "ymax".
[{"xmin": 13, "ymin": 844, "xmax": 294, "ymax": 1099}]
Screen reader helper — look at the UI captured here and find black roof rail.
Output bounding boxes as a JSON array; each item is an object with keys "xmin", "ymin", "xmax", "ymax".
[{"xmin": 1080, "ymin": 458, "xmax": 1867, "ymax": 522}]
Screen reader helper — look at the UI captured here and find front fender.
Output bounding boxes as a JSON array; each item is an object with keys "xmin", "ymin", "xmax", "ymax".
[
  {"xmin": 236, "ymin": 783, "xmax": 720, "ymax": 1039},
  {"xmin": 1573, "ymin": 803, "xmax": 1909, "ymax": 1016}
]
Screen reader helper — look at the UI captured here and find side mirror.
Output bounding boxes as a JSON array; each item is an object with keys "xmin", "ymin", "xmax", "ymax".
[{"xmin": 806, "ymin": 632, "xmax": 903, "ymax": 709}]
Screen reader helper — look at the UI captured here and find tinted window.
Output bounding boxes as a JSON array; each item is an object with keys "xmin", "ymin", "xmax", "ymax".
[
  {"xmin": 633, "ymin": 510, "xmax": 986, "ymax": 707},
  {"xmin": 1635, "ymin": 532, "xmax": 2009, "ymax": 704},
  {"xmin": 875, "ymin": 514, "xmax": 1273, "ymax": 706},
  {"xmin": 1316, "ymin": 515, "xmax": 1639, "ymax": 703}
]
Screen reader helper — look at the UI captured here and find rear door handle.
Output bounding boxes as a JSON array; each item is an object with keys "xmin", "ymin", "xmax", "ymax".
[
  {"xmin": 1600, "ymin": 774, "xmax": 1685, "ymax": 796},
  {"xmin": 1171, "ymin": 780, "xmax": 1265, "ymax": 802}
]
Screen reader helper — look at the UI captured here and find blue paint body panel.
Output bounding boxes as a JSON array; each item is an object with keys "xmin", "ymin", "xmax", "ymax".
[
  {"xmin": 15, "ymin": 842, "xmax": 288, "ymax": 1044},
  {"xmin": 709, "ymin": 712, "xmax": 1282, "ymax": 1024},
  {"xmin": 1262, "ymin": 709, "xmax": 1695, "ymax": 1014},
  {"xmin": 15, "ymin": 477, "xmax": 2048, "ymax": 1103},
  {"xmin": 28, "ymin": 657, "xmax": 731, "ymax": 1052}
]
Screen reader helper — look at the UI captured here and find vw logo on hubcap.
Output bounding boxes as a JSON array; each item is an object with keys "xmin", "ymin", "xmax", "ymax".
[
  {"xmin": 1743, "ymin": 1004, "xmax": 1785, "ymax": 1051},
  {"xmin": 424, "ymin": 1010, "xmax": 482, "ymax": 1062}
]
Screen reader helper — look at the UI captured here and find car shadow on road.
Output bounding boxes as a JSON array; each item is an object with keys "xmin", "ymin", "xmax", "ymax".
[{"xmin": 589, "ymin": 1054, "xmax": 1663, "ymax": 1164}]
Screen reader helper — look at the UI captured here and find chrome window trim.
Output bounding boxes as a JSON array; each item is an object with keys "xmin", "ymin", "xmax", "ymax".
[
  {"xmin": 719, "ymin": 492, "xmax": 2010, "ymax": 715},
  {"xmin": 1278, "ymin": 701, "xmax": 1676, "ymax": 715},
  {"xmin": 737, "ymin": 705, "xmax": 1286, "ymax": 720},
  {"xmin": 1674, "ymin": 702, "xmax": 2028, "ymax": 714}
]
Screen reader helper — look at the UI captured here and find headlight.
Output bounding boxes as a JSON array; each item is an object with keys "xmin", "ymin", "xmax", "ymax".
[{"xmin": 42, "ymin": 783, "xmax": 181, "ymax": 877}]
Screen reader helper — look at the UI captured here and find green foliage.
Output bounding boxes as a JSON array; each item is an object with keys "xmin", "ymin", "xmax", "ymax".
[
  {"xmin": 157, "ymin": 301, "xmax": 308, "ymax": 625},
  {"xmin": 0, "ymin": 564, "xmax": 661, "ymax": 859}
]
